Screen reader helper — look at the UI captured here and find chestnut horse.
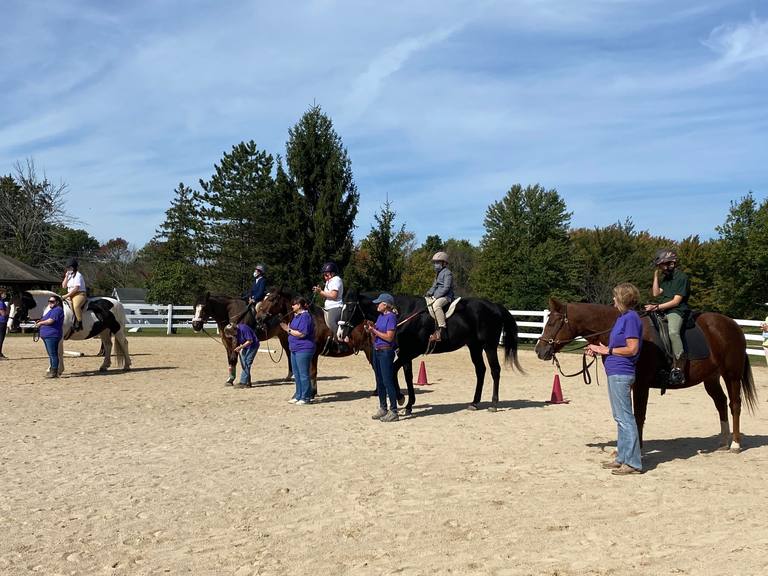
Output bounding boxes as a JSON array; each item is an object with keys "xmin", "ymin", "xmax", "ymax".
[
  {"xmin": 256, "ymin": 288, "xmax": 373, "ymax": 397},
  {"xmin": 534, "ymin": 299, "xmax": 758, "ymax": 452},
  {"xmin": 191, "ymin": 292, "xmax": 291, "ymax": 384}
]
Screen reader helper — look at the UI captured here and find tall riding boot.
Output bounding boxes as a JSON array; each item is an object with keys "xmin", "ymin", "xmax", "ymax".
[{"xmin": 670, "ymin": 354, "xmax": 686, "ymax": 385}]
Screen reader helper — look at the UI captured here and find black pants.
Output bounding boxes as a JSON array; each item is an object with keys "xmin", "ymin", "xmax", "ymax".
[{"xmin": 0, "ymin": 324, "xmax": 6, "ymax": 356}]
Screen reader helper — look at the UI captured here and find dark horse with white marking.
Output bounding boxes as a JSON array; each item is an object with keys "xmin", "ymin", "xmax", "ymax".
[
  {"xmin": 256, "ymin": 288, "xmax": 374, "ymax": 397},
  {"xmin": 534, "ymin": 299, "xmax": 758, "ymax": 452},
  {"xmin": 191, "ymin": 292, "xmax": 291, "ymax": 384},
  {"xmin": 9, "ymin": 290, "xmax": 131, "ymax": 373},
  {"xmin": 338, "ymin": 290, "xmax": 523, "ymax": 415}
]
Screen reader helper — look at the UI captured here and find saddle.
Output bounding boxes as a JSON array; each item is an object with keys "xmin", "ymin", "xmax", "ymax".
[
  {"xmin": 424, "ymin": 296, "xmax": 462, "ymax": 319},
  {"xmin": 647, "ymin": 311, "xmax": 709, "ymax": 390}
]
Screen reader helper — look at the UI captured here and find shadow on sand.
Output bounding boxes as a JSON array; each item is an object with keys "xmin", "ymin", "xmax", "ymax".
[
  {"xmin": 405, "ymin": 398, "xmax": 548, "ymax": 419},
  {"xmin": 63, "ymin": 366, "xmax": 176, "ymax": 377},
  {"xmin": 586, "ymin": 434, "xmax": 768, "ymax": 470}
]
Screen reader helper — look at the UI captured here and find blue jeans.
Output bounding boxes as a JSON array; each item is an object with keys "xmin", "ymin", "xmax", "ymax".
[
  {"xmin": 291, "ymin": 351, "xmax": 313, "ymax": 401},
  {"xmin": 238, "ymin": 345, "xmax": 258, "ymax": 384},
  {"xmin": 373, "ymin": 349, "xmax": 398, "ymax": 411},
  {"xmin": 607, "ymin": 373, "xmax": 642, "ymax": 471},
  {"xmin": 42, "ymin": 336, "xmax": 61, "ymax": 371}
]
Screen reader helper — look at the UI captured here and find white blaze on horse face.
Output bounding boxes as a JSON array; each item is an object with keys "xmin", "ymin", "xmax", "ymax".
[{"xmin": 192, "ymin": 304, "xmax": 204, "ymax": 323}]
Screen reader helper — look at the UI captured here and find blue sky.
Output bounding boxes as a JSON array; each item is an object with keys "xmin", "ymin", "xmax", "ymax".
[{"xmin": 1, "ymin": 0, "xmax": 767, "ymax": 248}]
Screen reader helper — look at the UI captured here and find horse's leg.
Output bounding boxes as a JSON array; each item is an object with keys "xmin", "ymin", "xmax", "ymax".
[
  {"xmin": 57, "ymin": 339, "xmax": 65, "ymax": 376},
  {"xmin": 467, "ymin": 345, "xmax": 486, "ymax": 410},
  {"xmin": 632, "ymin": 378, "xmax": 650, "ymax": 449},
  {"xmin": 99, "ymin": 333, "xmax": 113, "ymax": 372},
  {"xmin": 310, "ymin": 353, "xmax": 319, "ymax": 399},
  {"xmin": 703, "ymin": 375, "xmax": 730, "ymax": 449},
  {"xmin": 222, "ymin": 335, "xmax": 236, "ymax": 384},
  {"xmin": 392, "ymin": 356, "xmax": 406, "ymax": 406},
  {"xmin": 725, "ymin": 376, "xmax": 743, "ymax": 453},
  {"xmin": 485, "ymin": 344, "xmax": 502, "ymax": 412},
  {"xmin": 401, "ymin": 359, "xmax": 416, "ymax": 415}
]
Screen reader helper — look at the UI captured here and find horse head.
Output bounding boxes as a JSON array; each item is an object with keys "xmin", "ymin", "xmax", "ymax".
[
  {"xmin": 8, "ymin": 291, "xmax": 37, "ymax": 333},
  {"xmin": 257, "ymin": 287, "xmax": 293, "ymax": 323},
  {"xmin": 191, "ymin": 292, "xmax": 211, "ymax": 331},
  {"xmin": 534, "ymin": 298, "xmax": 575, "ymax": 360},
  {"xmin": 338, "ymin": 290, "xmax": 376, "ymax": 341}
]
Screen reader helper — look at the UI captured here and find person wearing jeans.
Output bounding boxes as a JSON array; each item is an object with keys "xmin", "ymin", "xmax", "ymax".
[
  {"xmin": 224, "ymin": 321, "xmax": 259, "ymax": 388},
  {"xmin": 587, "ymin": 283, "xmax": 644, "ymax": 475},
  {"xmin": 366, "ymin": 293, "xmax": 399, "ymax": 422},
  {"xmin": 0, "ymin": 288, "xmax": 8, "ymax": 359},
  {"xmin": 35, "ymin": 295, "xmax": 65, "ymax": 378},
  {"xmin": 282, "ymin": 297, "xmax": 315, "ymax": 405}
]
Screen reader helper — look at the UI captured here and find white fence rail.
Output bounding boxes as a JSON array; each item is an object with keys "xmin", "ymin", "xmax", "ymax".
[{"xmin": 122, "ymin": 303, "xmax": 766, "ymax": 358}]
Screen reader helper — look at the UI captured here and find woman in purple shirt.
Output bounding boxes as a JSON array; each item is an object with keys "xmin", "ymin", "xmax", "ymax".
[
  {"xmin": 224, "ymin": 321, "xmax": 259, "ymax": 388},
  {"xmin": 587, "ymin": 283, "xmax": 644, "ymax": 475},
  {"xmin": 281, "ymin": 297, "xmax": 315, "ymax": 405},
  {"xmin": 365, "ymin": 293, "xmax": 399, "ymax": 422},
  {"xmin": 35, "ymin": 295, "xmax": 65, "ymax": 379}
]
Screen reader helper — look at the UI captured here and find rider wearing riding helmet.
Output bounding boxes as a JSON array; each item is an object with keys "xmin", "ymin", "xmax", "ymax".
[
  {"xmin": 247, "ymin": 264, "xmax": 268, "ymax": 311},
  {"xmin": 62, "ymin": 257, "xmax": 87, "ymax": 332},
  {"xmin": 426, "ymin": 251, "xmax": 454, "ymax": 342},
  {"xmin": 313, "ymin": 261, "xmax": 346, "ymax": 348},
  {"xmin": 644, "ymin": 248, "xmax": 690, "ymax": 383}
]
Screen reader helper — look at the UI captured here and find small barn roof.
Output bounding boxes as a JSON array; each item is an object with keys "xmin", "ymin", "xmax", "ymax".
[
  {"xmin": 112, "ymin": 287, "xmax": 148, "ymax": 303},
  {"xmin": 0, "ymin": 253, "xmax": 59, "ymax": 287}
]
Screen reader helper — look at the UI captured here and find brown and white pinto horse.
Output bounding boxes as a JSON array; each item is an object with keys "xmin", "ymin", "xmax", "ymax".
[{"xmin": 534, "ymin": 299, "xmax": 758, "ymax": 452}]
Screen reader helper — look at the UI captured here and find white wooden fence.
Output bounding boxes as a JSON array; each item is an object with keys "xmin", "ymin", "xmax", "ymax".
[{"xmin": 122, "ymin": 304, "xmax": 767, "ymax": 358}]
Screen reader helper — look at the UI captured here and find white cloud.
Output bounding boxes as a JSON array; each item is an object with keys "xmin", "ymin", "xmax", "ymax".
[{"xmin": 705, "ymin": 15, "xmax": 768, "ymax": 68}]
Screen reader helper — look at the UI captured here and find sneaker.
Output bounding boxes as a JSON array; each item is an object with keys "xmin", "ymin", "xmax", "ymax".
[
  {"xmin": 234, "ymin": 382, "xmax": 252, "ymax": 389},
  {"xmin": 44, "ymin": 372, "xmax": 58, "ymax": 379},
  {"xmin": 371, "ymin": 407, "xmax": 388, "ymax": 420},
  {"xmin": 288, "ymin": 397, "xmax": 298, "ymax": 404},
  {"xmin": 601, "ymin": 460, "xmax": 622, "ymax": 469},
  {"xmin": 611, "ymin": 464, "xmax": 642, "ymax": 475},
  {"xmin": 380, "ymin": 410, "xmax": 399, "ymax": 422},
  {"xmin": 295, "ymin": 399, "xmax": 310, "ymax": 405}
]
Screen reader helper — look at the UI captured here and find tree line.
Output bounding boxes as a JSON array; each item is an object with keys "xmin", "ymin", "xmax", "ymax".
[{"xmin": 2, "ymin": 107, "xmax": 766, "ymax": 320}]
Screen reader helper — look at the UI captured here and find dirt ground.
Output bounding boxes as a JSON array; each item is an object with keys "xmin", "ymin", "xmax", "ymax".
[{"xmin": 1, "ymin": 335, "xmax": 767, "ymax": 576}]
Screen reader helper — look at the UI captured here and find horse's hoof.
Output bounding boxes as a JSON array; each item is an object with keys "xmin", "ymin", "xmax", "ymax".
[
  {"xmin": 404, "ymin": 407, "xmax": 412, "ymax": 416},
  {"xmin": 467, "ymin": 404, "xmax": 478, "ymax": 411},
  {"xmin": 397, "ymin": 394, "xmax": 405, "ymax": 406},
  {"xmin": 715, "ymin": 444, "xmax": 730, "ymax": 452},
  {"xmin": 488, "ymin": 405, "xmax": 497, "ymax": 413},
  {"xmin": 99, "ymin": 367, "xmax": 108, "ymax": 373},
  {"xmin": 729, "ymin": 442, "xmax": 742, "ymax": 453}
]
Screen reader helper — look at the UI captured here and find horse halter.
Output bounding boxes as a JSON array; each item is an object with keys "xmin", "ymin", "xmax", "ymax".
[
  {"xmin": 337, "ymin": 301, "xmax": 361, "ymax": 338},
  {"xmin": 538, "ymin": 304, "xmax": 573, "ymax": 348}
]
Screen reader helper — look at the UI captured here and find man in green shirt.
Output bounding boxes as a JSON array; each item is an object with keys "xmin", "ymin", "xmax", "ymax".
[{"xmin": 644, "ymin": 248, "xmax": 690, "ymax": 383}]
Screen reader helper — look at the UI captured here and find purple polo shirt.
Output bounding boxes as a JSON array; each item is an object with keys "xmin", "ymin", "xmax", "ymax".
[
  {"xmin": 235, "ymin": 323, "xmax": 259, "ymax": 349},
  {"xmin": 604, "ymin": 310, "xmax": 643, "ymax": 376},
  {"xmin": 288, "ymin": 311, "xmax": 315, "ymax": 353},
  {"xmin": 0, "ymin": 299, "xmax": 7, "ymax": 325},
  {"xmin": 374, "ymin": 312, "xmax": 397, "ymax": 349},
  {"xmin": 39, "ymin": 306, "xmax": 65, "ymax": 339}
]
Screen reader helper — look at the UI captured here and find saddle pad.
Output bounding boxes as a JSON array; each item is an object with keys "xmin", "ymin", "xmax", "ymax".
[
  {"xmin": 445, "ymin": 297, "xmax": 462, "ymax": 320},
  {"xmin": 648, "ymin": 313, "xmax": 710, "ymax": 361}
]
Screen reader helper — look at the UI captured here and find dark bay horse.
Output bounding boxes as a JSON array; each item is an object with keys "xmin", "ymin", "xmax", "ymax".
[
  {"xmin": 191, "ymin": 292, "xmax": 291, "ymax": 384},
  {"xmin": 534, "ymin": 299, "xmax": 758, "ymax": 452},
  {"xmin": 339, "ymin": 291, "xmax": 523, "ymax": 415},
  {"xmin": 256, "ymin": 288, "xmax": 373, "ymax": 397}
]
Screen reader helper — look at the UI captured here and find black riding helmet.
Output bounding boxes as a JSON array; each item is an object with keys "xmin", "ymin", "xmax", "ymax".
[{"xmin": 321, "ymin": 262, "xmax": 339, "ymax": 275}]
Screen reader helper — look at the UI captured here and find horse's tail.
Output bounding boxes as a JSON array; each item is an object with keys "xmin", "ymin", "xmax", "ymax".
[
  {"xmin": 110, "ymin": 301, "xmax": 131, "ymax": 369},
  {"xmin": 500, "ymin": 305, "xmax": 524, "ymax": 373},
  {"xmin": 741, "ymin": 352, "xmax": 758, "ymax": 414}
]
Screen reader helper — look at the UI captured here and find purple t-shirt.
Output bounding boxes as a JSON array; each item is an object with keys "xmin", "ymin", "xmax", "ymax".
[
  {"xmin": 604, "ymin": 310, "xmax": 643, "ymax": 376},
  {"xmin": 0, "ymin": 299, "xmax": 7, "ymax": 325},
  {"xmin": 288, "ymin": 311, "xmax": 315, "ymax": 353},
  {"xmin": 39, "ymin": 306, "xmax": 65, "ymax": 339},
  {"xmin": 235, "ymin": 323, "xmax": 259, "ymax": 349},
  {"xmin": 374, "ymin": 312, "xmax": 397, "ymax": 349}
]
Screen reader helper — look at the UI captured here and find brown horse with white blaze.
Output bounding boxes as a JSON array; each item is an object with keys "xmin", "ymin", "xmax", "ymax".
[{"xmin": 534, "ymin": 299, "xmax": 758, "ymax": 452}]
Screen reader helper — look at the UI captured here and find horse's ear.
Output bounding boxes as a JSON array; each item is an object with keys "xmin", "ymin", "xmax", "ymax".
[{"xmin": 549, "ymin": 297, "xmax": 563, "ymax": 312}]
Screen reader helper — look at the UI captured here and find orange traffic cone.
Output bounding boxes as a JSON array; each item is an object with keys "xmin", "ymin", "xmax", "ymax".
[
  {"xmin": 548, "ymin": 374, "xmax": 568, "ymax": 404},
  {"xmin": 416, "ymin": 360, "xmax": 430, "ymax": 385}
]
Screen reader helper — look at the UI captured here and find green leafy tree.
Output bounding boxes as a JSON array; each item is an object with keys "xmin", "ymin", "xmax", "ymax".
[
  {"xmin": 285, "ymin": 105, "xmax": 359, "ymax": 288},
  {"xmin": 347, "ymin": 200, "xmax": 414, "ymax": 291},
  {"xmin": 444, "ymin": 238, "xmax": 479, "ymax": 296},
  {"xmin": 198, "ymin": 141, "xmax": 277, "ymax": 295},
  {"xmin": 712, "ymin": 193, "xmax": 768, "ymax": 318},
  {"xmin": 472, "ymin": 184, "xmax": 577, "ymax": 309},
  {"xmin": 48, "ymin": 226, "xmax": 99, "ymax": 265},
  {"xmin": 676, "ymin": 235, "xmax": 718, "ymax": 312},
  {"xmin": 145, "ymin": 183, "xmax": 206, "ymax": 304}
]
